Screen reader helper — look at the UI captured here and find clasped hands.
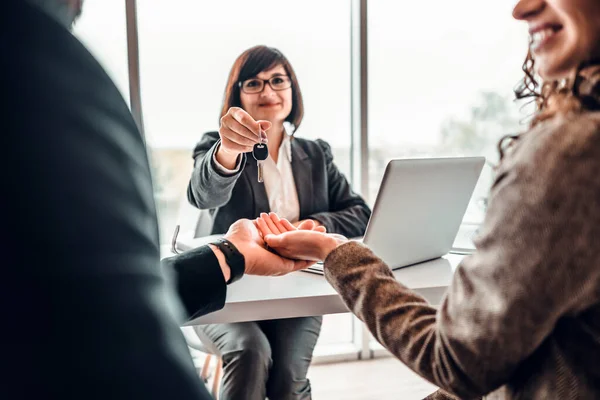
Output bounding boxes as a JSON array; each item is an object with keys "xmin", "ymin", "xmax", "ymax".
[{"xmin": 223, "ymin": 213, "xmax": 347, "ymax": 277}]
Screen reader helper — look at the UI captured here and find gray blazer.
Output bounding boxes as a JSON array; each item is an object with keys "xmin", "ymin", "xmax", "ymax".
[{"xmin": 187, "ymin": 131, "xmax": 371, "ymax": 237}]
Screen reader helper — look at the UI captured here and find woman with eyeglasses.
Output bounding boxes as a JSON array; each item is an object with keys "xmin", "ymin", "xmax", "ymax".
[
  {"xmin": 254, "ymin": 0, "xmax": 600, "ymax": 398},
  {"xmin": 186, "ymin": 45, "xmax": 370, "ymax": 400}
]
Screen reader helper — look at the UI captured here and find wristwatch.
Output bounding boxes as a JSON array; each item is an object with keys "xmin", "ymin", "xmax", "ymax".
[{"xmin": 210, "ymin": 238, "xmax": 245, "ymax": 284}]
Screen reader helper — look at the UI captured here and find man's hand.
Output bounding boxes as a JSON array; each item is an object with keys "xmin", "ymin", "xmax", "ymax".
[
  {"xmin": 256, "ymin": 213, "xmax": 348, "ymax": 261},
  {"xmin": 222, "ymin": 218, "xmax": 314, "ymax": 276}
]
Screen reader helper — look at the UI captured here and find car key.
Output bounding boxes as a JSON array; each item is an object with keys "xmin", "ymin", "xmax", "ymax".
[{"xmin": 253, "ymin": 129, "xmax": 268, "ymax": 183}]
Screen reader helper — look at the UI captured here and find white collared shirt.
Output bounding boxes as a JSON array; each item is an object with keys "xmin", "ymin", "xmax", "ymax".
[{"xmin": 213, "ymin": 126, "xmax": 300, "ymax": 223}]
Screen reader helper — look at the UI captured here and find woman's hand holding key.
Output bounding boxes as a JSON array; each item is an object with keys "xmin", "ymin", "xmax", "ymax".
[{"xmin": 216, "ymin": 107, "xmax": 272, "ymax": 169}]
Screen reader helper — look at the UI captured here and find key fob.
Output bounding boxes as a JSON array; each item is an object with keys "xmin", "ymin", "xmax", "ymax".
[{"xmin": 253, "ymin": 143, "xmax": 268, "ymax": 161}]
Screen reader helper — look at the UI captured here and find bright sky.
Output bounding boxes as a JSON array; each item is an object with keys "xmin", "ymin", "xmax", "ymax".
[{"xmin": 74, "ymin": 0, "xmax": 529, "ymax": 151}]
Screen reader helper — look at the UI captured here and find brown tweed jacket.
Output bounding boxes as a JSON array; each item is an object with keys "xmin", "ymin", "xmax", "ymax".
[{"xmin": 324, "ymin": 111, "xmax": 600, "ymax": 399}]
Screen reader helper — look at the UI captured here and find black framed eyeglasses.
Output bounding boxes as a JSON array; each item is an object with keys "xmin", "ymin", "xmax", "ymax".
[{"xmin": 238, "ymin": 75, "xmax": 292, "ymax": 94}]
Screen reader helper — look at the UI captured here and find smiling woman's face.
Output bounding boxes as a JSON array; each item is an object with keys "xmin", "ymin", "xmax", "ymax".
[
  {"xmin": 513, "ymin": 0, "xmax": 600, "ymax": 80},
  {"xmin": 240, "ymin": 64, "xmax": 293, "ymax": 125}
]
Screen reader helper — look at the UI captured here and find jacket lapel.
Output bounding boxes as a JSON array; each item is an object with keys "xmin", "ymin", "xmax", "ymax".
[{"xmin": 291, "ymin": 140, "xmax": 313, "ymax": 219}]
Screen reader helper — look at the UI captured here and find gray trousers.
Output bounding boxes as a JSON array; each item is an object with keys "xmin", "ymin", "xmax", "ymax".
[{"xmin": 194, "ymin": 316, "xmax": 322, "ymax": 400}]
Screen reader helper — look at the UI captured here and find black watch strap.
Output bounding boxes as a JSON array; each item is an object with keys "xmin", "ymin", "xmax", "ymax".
[{"xmin": 210, "ymin": 238, "xmax": 245, "ymax": 284}]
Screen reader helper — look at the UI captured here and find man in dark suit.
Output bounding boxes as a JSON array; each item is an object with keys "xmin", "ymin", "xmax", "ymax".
[{"xmin": 2, "ymin": 1, "xmax": 312, "ymax": 398}]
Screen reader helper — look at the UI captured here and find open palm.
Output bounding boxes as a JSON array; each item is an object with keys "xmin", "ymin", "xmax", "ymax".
[{"xmin": 255, "ymin": 213, "xmax": 347, "ymax": 261}]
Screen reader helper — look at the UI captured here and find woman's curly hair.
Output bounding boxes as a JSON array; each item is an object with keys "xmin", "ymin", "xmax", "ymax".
[{"xmin": 497, "ymin": 50, "xmax": 600, "ymax": 160}]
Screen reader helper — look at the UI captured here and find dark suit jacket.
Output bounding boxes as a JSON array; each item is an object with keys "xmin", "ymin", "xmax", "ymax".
[
  {"xmin": 3, "ymin": 1, "xmax": 223, "ymax": 398},
  {"xmin": 161, "ymin": 246, "xmax": 227, "ymax": 320},
  {"xmin": 187, "ymin": 131, "xmax": 371, "ymax": 237}
]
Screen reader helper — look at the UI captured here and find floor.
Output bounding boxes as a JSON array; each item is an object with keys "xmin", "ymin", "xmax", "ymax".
[
  {"xmin": 196, "ymin": 354, "xmax": 439, "ymax": 399},
  {"xmin": 307, "ymin": 357, "xmax": 438, "ymax": 400}
]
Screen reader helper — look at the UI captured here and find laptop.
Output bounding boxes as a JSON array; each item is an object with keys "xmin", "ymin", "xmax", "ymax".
[{"xmin": 306, "ymin": 157, "xmax": 484, "ymax": 274}]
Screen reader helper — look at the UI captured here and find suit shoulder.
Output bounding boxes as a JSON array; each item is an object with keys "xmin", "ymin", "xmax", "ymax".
[
  {"xmin": 200, "ymin": 131, "xmax": 220, "ymax": 142},
  {"xmin": 525, "ymin": 112, "xmax": 600, "ymax": 161},
  {"xmin": 504, "ymin": 112, "xmax": 600, "ymax": 198},
  {"xmin": 293, "ymin": 137, "xmax": 334, "ymax": 161},
  {"xmin": 192, "ymin": 131, "xmax": 220, "ymax": 154}
]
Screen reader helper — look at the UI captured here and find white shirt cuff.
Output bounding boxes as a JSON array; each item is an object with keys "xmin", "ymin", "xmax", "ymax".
[{"xmin": 212, "ymin": 144, "xmax": 242, "ymax": 174}]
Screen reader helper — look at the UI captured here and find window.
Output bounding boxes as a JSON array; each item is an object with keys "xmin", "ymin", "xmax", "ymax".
[
  {"xmin": 137, "ymin": 0, "xmax": 355, "ymax": 353},
  {"xmin": 366, "ymin": 0, "xmax": 530, "ymax": 352},
  {"xmin": 137, "ymin": 0, "xmax": 352, "ymax": 243},
  {"xmin": 368, "ymin": 0, "xmax": 530, "ymax": 226},
  {"xmin": 73, "ymin": 0, "xmax": 130, "ymax": 103},
  {"xmin": 73, "ymin": 0, "xmax": 533, "ymax": 362}
]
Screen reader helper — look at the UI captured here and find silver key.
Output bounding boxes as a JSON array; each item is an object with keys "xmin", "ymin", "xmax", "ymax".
[{"xmin": 252, "ymin": 130, "xmax": 268, "ymax": 183}]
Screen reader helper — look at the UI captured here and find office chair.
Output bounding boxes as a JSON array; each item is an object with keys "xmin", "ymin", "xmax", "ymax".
[{"xmin": 181, "ymin": 326, "xmax": 223, "ymax": 399}]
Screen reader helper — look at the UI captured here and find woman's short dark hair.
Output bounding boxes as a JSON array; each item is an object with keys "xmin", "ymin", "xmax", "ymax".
[{"xmin": 220, "ymin": 45, "xmax": 304, "ymax": 131}]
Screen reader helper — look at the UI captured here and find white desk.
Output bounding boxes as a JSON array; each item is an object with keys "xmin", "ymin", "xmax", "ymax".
[{"xmin": 180, "ymin": 253, "xmax": 465, "ymax": 326}]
